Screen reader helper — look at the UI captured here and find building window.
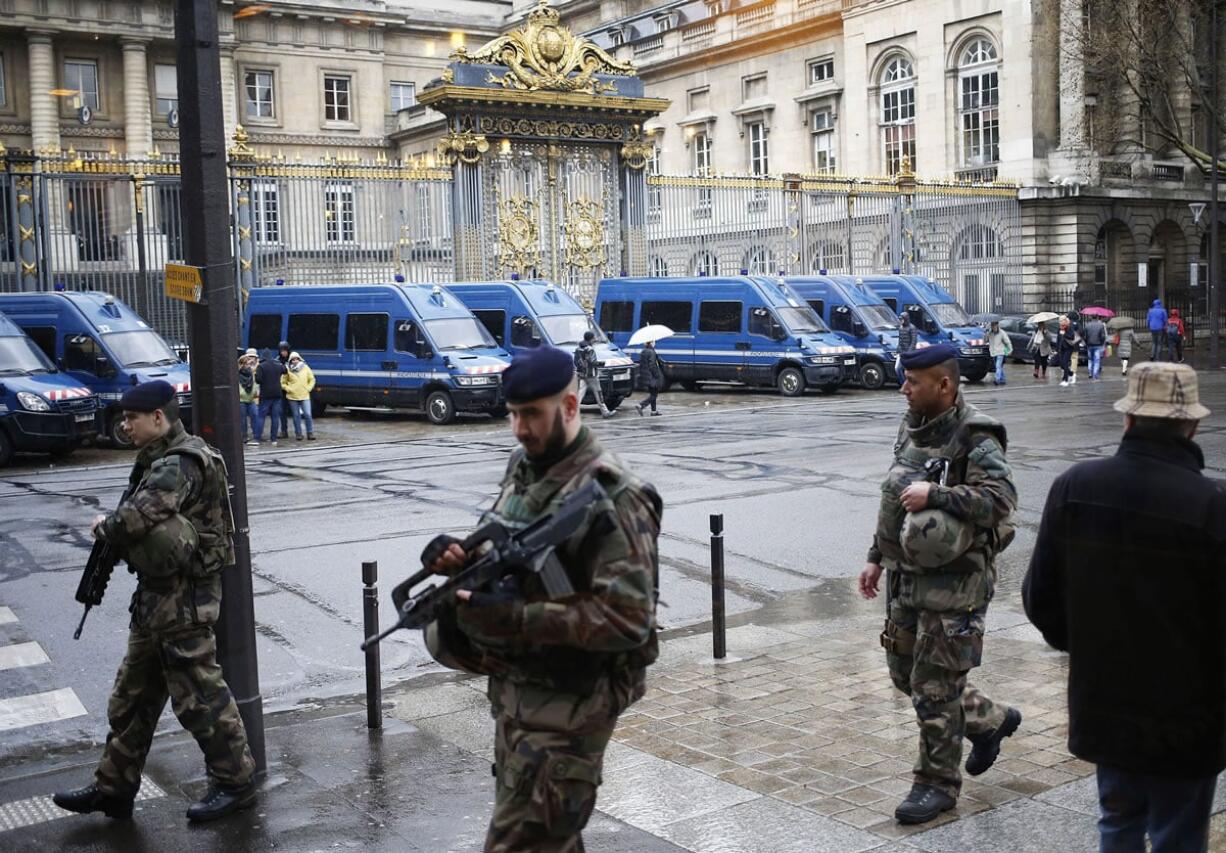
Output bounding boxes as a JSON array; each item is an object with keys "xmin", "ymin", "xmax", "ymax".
[
  {"xmin": 244, "ymin": 69, "xmax": 274, "ymax": 119},
  {"xmin": 690, "ymin": 251, "xmax": 719, "ymax": 278},
  {"xmin": 879, "ymin": 55, "xmax": 916, "ymax": 176},
  {"xmin": 748, "ymin": 122, "xmax": 769, "ymax": 175},
  {"xmin": 647, "ymin": 144, "xmax": 662, "ymax": 219},
  {"xmin": 687, "ymin": 87, "xmax": 710, "ymax": 113},
  {"xmin": 0, "ymin": 55, "xmax": 7, "ymax": 108},
  {"xmin": 808, "ymin": 57, "xmax": 834, "ymax": 85},
  {"xmin": 323, "ymin": 74, "xmax": 352, "ymax": 123},
  {"xmin": 810, "ymin": 241, "xmax": 846, "ymax": 273},
  {"xmin": 958, "ymin": 38, "xmax": 999, "ymax": 166},
  {"xmin": 742, "ymin": 73, "xmax": 767, "ymax": 102},
  {"xmin": 251, "ymin": 181, "xmax": 280, "ymax": 243},
  {"xmin": 324, "ymin": 181, "xmax": 355, "ymax": 243},
  {"xmin": 744, "ymin": 247, "xmax": 774, "ymax": 275},
  {"xmin": 811, "ymin": 110, "xmax": 837, "ymax": 174},
  {"xmin": 692, "ymin": 132, "xmax": 712, "ymax": 213},
  {"xmin": 64, "ymin": 59, "xmax": 99, "ymax": 111},
  {"xmin": 650, "ymin": 256, "xmax": 669, "ymax": 277},
  {"xmin": 154, "ymin": 64, "xmax": 177, "ymax": 115},
  {"xmin": 956, "ymin": 225, "xmax": 1002, "ymax": 261},
  {"xmin": 390, "ymin": 81, "xmax": 416, "ymax": 112}
]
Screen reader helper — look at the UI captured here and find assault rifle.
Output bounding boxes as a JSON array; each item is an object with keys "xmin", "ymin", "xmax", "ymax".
[
  {"xmin": 361, "ymin": 480, "xmax": 604, "ymax": 650},
  {"xmin": 73, "ymin": 537, "xmax": 119, "ymax": 640}
]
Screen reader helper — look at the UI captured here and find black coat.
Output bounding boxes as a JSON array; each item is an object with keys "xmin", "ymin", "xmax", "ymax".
[
  {"xmin": 255, "ymin": 358, "xmax": 285, "ymax": 400},
  {"xmin": 639, "ymin": 346, "xmax": 664, "ymax": 390},
  {"xmin": 1023, "ymin": 430, "xmax": 1226, "ymax": 777}
]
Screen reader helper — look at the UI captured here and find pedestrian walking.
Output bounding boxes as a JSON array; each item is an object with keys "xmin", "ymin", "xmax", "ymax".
[
  {"xmin": 53, "ymin": 381, "xmax": 257, "ymax": 823},
  {"xmin": 237, "ymin": 348, "xmax": 258, "ymax": 442},
  {"xmin": 253, "ymin": 350, "xmax": 285, "ymax": 446},
  {"xmin": 280, "ymin": 351, "xmax": 316, "ymax": 441},
  {"xmin": 1117, "ymin": 325, "xmax": 1137, "ymax": 376},
  {"xmin": 635, "ymin": 339, "xmax": 664, "ymax": 416},
  {"xmin": 859, "ymin": 343, "xmax": 1021, "ymax": 825},
  {"xmin": 1146, "ymin": 299, "xmax": 1168, "ymax": 361},
  {"xmin": 1057, "ymin": 316, "xmax": 1078, "ymax": 386},
  {"xmin": 1084, "ymin": 316, "xmax": 1108, "ymax": 380},
  {"xmin": 1029, "ymin": 322, "xmax": 1052, "ymax": 381},
  {"xmin": 420, "ymin": 346, "xmax": 662, "ymax": 852},
  {"xmin": 896, "ymin": 313, "xmax": 918, "ymax": 387},
  {"xmin": 1166, "ymin": 309, "xmax": 1185, "ymax": 363},
  {"xmin": 987, "ymin": 320, "xmax": 1012, "ymax": 385},
  {"xmin": 276, "ymin": 341, "xmax": 292, "ymax": 439},
  {"xmin": 1023, "ymin": 363, "xmax": 1223, "ymax": 853},
  {"xmin": 574, "ymin": 330, "xmax": 612, "ymax": 418}
]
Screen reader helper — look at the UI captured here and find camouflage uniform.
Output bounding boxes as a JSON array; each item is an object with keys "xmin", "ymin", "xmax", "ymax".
[
  {"xmin": 93, "ymin": 420, "xmax": 255, "ymax": 798},
  {"xmin": 869, "ymin": 392, "xmax": 1017, "ymax": 798},
  {"xmin": 426, "ymin": 427, "xmax": 661, "ymax": 853}
]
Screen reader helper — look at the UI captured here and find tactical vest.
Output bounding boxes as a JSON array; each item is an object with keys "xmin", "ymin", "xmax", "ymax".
[{"xmin": 877, "ymin": 406, "xmax": 1010, "ymax": 576}]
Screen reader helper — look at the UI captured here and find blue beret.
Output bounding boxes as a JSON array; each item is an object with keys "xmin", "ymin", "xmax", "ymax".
[
  {"xmin": 119, "ymin": 379, "xmax": 177, "ymax": 413},
  {"xmin": 501, "ymin": 346, "xmax": 576, "ymax": 404},
  {"xmin": 899, "ymin": 342, "xmax": 960, "ymax": 370}
]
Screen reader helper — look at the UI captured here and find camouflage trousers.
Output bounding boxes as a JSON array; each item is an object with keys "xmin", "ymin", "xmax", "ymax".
[
  {"xmin": 484, "ymin": 673, "xmax": 640, "ymax": 853},
  {"xmin": 95, "ymin": 625, "xmax": 255, "ymax": 798},
  {"xmin": 883, "ymin": 594, "xmax": 1009, "ymax": 799}
]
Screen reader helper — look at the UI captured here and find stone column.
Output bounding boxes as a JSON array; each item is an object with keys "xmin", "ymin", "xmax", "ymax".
[
  {"xmin": 122, "ymin": 38, "xmax": 152, "ymax": 158},
  {"xmin": 1058, "ymin": 0, "xmax": 1086, "ymax": 150},
  {"xmin": 220, "ymin": 48, "xmax": 238, "ymax": 147},
  {"xmin": 26, "ymin": 30, "xmax": 60, "ymax": 153}
]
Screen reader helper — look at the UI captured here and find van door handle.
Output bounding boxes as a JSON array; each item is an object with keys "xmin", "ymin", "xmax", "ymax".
[
  {"xmin": 381, "ymin": 360, "xmax": 397, "ymax": 370},
  {"xmin": 735, "ymin": 342, "xmax": 751, "ymax": 351}
]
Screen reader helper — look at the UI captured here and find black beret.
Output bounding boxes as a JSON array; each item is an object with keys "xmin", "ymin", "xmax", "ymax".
[
  {"xmin": 899, "ymin": 342, "xmax": 960, "ymax": 370},
  {"xmin": 119, "ymin": 379, "xmax": 177, "ymax": 413},
  {"xmin": 502, "ymin": 346, "xmax": 575, "ymax": 404}
]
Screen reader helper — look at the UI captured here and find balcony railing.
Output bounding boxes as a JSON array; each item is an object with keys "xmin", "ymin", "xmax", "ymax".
[
  {"xmin": 954, "ymin": 166, "xmax": 999, "ymax": 182},
  {"xmin": 634, "ymin": 34, "xmax": 664, "ymax": 55},
  {"xmin": 1151, "ymin": 163, "xmax": 1185, "ymax": 182},
  {"xmin": 1100, "ymin": 161, "xmax": 1133, "ymax": 180}
]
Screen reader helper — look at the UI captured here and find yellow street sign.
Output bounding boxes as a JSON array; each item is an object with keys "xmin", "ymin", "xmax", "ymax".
[{"xmin": 164, "ymin": 263, "xmax": 204, "ymax": 303}]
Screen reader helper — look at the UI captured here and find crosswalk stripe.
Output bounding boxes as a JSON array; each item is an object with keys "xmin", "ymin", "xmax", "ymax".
[
  {"xmin": 0, "ymin": 689, "xmax": 87, "ymax": 733},
  {"xmin": 0, "ymin": 607, "xmax": 15, "ymax": 625},
  {"xmin": 0, "ymin": 642, "xmax": 49, "ymax": 671},
  {"xmin": 0, "ymin": 776, "xmax": 165, "ymax": 832}
]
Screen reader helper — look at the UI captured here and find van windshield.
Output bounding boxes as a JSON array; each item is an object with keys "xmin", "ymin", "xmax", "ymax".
[
  {"xmin": 105, "ymin": 330, "xmax": 179, "ymax": 367},
  {"xmin": 860, "ymin": 304, "xmax": 898, "ymax": 330},
  {"xmin": 539, "ymin": 314, "xmax": 606, "ymax": 346},
  {"xmin": 777, "ymin": 306, "xmax": 829, "ymax": 333},
  {"xmin": 930, "ymin": 302, "xmax": 972, "ymax": 327},
  {"xmin": 426, "ymin": 318, "xmax": 498, "ymax": 351},
  {"xmin": 0, "ymin": 336, "xmax": 57, "ymax": 374}
]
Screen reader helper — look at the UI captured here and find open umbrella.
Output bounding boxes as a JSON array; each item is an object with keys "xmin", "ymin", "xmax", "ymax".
[
  {"xmin": 1107, "ymin": 316, "xmax": 1135, "ymax": 330},
  {"xmin": 628, "ymin": 324, "xmax": 674, "ymax": 347},
  {"xmin": 1029, "ymin": 311, "xmax": 1060, "ymax": 324},
  {"xmin": 1080, "ymin": 306, "xmax": 1115, "ymax": 318}
]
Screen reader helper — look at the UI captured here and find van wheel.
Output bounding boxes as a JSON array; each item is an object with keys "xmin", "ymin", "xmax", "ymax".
[
  {"xmin": 109, "ymin": 413, "xmax": 134, "ymax": 449},
  {"xmin": 777, "ymin": 367, "xmax": 805, "ymax": 397},
  {"xmin": 818, "ymin": 382, "xmax": 841, "ymax": 395},
  {"xmin": 313, "ymin": 401, "xmax": 328, "ymax": 417},
  {"xmin": 860, "ymin": 361, "xmax": 886, "ymax": 390},
  {"xmin": 0, "ymin": 429, "xmax": 13, "ymax": 467},
  {"xmin": 964, "ymin": 370, "xmax": 988, "ymax": 384},
  {"xmin": 680, "ymin": 381, "xmax": 699, "ymax": 392},
  {"xmin": 490, "ymin": 406, "xmax": 508, "ymax": 419},
  {"xmin": 425, "ymin": 390, "xmax": 456, "ymax": 425}
]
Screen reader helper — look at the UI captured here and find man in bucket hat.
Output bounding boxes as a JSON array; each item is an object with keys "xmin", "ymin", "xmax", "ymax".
[{"xmin": 1024, "ymin": 362, "xmax": 1223, "ymax": 853}]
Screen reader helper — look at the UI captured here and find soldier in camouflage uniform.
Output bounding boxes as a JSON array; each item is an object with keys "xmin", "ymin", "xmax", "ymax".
[
  {"xmin": 422, "ymin": 346, "xmax": 661, "ymax": 853},
  {"xmin": 858, "ymin": 343, "xmax": 1021, "ymax": 825},
  {"xmin": 54, "ymin": 381, "xmax": 257, "ymax": 823}
]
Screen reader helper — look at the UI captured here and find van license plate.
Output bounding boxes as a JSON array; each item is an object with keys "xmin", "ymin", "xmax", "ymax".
[
  {"xmin": 615, "ymin": 371, "xmax": 630, "ymax": 380},
  {"xmin": 75, "ymin": 413, "xmax": 94, "ymax": 423}
]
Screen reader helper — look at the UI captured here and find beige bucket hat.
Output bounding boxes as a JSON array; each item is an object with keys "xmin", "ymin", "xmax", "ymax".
[{"xmin": 1113, "ymin": 362, "xmax": 1211, "ymax": 420}]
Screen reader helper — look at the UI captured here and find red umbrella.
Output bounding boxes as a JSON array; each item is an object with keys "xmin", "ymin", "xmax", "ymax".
[{"xmin": 1080, "ymin": 306, "xmax": 1115, "ymax": 318}]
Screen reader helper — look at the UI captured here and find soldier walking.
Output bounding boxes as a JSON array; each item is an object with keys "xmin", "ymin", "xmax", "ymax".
[
  {"xmin": 858, "ymin": 343, "xmax": 1021, "ymax": 824},
  {"xmin": 54, "ymin": 380, "xmax": 257, "ymax": 823},
  {"xmin": 421, "ymin": 346, "xmax": 662, "ymax": 852}
]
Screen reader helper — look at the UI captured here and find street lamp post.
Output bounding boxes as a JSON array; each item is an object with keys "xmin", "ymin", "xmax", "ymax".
[{"xmin": 1208, "ymin": 0, "xmax": 1221, "ymax": 368}]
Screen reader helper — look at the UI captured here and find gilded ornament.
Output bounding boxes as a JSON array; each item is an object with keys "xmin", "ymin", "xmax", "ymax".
[
  {"xmin": 229, "ymin": 124, "xmax": 255, "ymax": 162},
  {"xmin": 619, "ymin": 140, "xmax": 652, "ymax": 170},
  {"xmin": 497, "ymin": 194, "xmax": 541, "ymax": 272},
  {"xmin": 437, "ymin": 130, "xmax": 490, "ymax": 165},
  {"xmin": 562, "ymin": 196, "xmax": 605, "ymax": 269}
]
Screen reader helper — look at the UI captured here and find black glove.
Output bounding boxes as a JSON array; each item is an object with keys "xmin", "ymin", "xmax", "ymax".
[
  {"xmin": 421, "ymin": 534, "xmax": 461, "ymax": 572},
  {"xmin": 456, "ymin": 577, "xmax": 523, "ymax": 643}
]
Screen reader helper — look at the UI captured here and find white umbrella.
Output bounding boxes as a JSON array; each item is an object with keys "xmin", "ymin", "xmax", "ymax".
[
  {"xmin": 1029, "ymin": 311, "xmax": 1060, "ymax": 324},
  {"xmin": 628, "ymin": 324, "xmax": 674, "ymax": 346}
]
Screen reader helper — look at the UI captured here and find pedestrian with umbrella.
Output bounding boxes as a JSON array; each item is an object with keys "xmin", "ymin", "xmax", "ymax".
[
  {"xmin": 1058, "ymin": 316, "xmax": 1079, "ymax": 387},
  {"xmin": 629, "ymin": 324, "xmax": 672, "ymax": 417},
  {"xmin": 1028, "ymin": 312, "xmax": 1059, "ymax": 381},
  {"xmin": 1108, "ymin": 317, "xmax": 1138, "ymax": 376}
]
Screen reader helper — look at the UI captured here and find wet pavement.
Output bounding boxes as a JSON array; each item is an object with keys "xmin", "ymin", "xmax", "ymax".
[{"xmin": 1, "ymin": 362, "xmax": 1224, "ymax": 850}]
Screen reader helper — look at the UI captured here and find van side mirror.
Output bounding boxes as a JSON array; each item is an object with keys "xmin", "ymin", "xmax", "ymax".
[
  {"xmin": 94, "ymin": 355, "xmax": 115, "ymax": 377},
  {"xmin": 416, "ymin": 339, "xmax": 433, "ymax": 360},
  {"xmin": 853, "ymin": 320, "xmax": 867, "ymax": 337},
  {"xmin": 925, "ymin": 318, "xmax": 939, "ymax": 335},
  {"xmin": 773, "ymin": 325, "xmax": 787, "ymax": 342}
]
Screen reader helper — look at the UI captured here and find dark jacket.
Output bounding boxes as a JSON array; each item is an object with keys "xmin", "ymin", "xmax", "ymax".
[
  {"xmin": 897, "ymin": 323, "xmax": 917, "ymax": 353},
  {"xmin": 1023, "ymin": 430, "xmax": 1226, "ymax": 777},
  {"xmin": 1146, "ymin": 300, "xmax": 1168, "ymax": 333},
  {"xmin": 1084, "ymin": 319, "xmax": 1107, "ymax": 346},
  {"xmin": 639, "ymin": 346, "xmax": 664, "ymax": 390},
  {"xmin": 573, "ymin": 343, "xmax": 599, "ymax": 378},
  {"xmin": 255, "ymin": 357, "xmax": 285, "ymax": 400}
]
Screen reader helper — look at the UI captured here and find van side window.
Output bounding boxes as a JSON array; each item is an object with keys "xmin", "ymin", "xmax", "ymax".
[
  {"xmin": 64, "ymin": 334, "xmax": 101, "ymax": 372},
  {"xmin": 472, "ymin": 310, "xmax": 506, "ymax": 346},
  {"xmin": 830, "ymin": 305, "xmax": 855, "ymax": 334},
  {"xmin": 881, "ymin": 297, "xmax": 898, "ymax": 314},
  {"xmin": 394, "ymin": 320, "xmax": 422, "ymax": 354},
  {"xmin": 807, "ymin": 300, "xmax": 825, "ymax": 319},
  {"xmin": 600, "ymin": 301, "xmax": 634, "ymax": 332},
  {"xmin": 248, "ymin": 314, "xmax": 282, "ymax": 351},
  {"xmin": 905, "ymin": 304, "xmax": 926, "ymax": 329},
  {"xmin": 698, "ymin": 301, "xmax": 742, "ymax": 333},
  {"xmin": 510, "ymin": 316, "xmax": 539, "ymax": 348},
  {"xmin": 748, "ymin": 308, "xmax": 783, "ymax": 340},
  {"xmin": 288, "ymin": 313, "xmax": 340, "ymax": 351},
  {"xmin": 641, "ymin": 301, "xmax": 692, "ymax": 334},
  {"xmin": 346, "ymin": 313, "xmax": 389, "ymax": 351},
  {"xmin": 24, "ymin": 326, "xmax": 56, "ymax": 360}
]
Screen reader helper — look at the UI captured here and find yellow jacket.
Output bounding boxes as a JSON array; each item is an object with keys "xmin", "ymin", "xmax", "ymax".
[{"xmin": 281, "ymin": 353, "xmax": 316, "ymax": 401}]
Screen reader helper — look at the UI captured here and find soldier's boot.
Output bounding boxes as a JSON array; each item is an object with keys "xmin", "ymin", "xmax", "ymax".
[
  {"xmin": 185, "ymin": 781, "xmax": 258, "ymax": 823},
  {"xmin": 53, "ymin": 784, "xmax": 134, "ymax": 820},
  {"xmin": 894, "ymin": 784, "xmax": 956, "ymax": 825},
  {"xmin": 965, "ymin": 707, "xmax": 1022, "ymax": 776}
]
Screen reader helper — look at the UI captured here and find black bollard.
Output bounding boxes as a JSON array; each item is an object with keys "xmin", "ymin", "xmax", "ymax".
[
  {"xmin": 362, "ymin": 560, "xmax": 382, "ymax": 729},
  {"xmin": 710, "ymin": 514, "xmax": 726, "ymax": 659}
]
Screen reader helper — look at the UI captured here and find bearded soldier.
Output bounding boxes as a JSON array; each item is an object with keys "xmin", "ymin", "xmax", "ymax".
[
  {"xmin": 54, "ymin": 380, "xmax": 257, "ymax": 823},
  {"xmin": 858, "ymin": 343, "xmax": 1021, "ymax": 825},
  {"xmin": 422, "ymin": 346, "xmax": 662, "ymax": 853}
]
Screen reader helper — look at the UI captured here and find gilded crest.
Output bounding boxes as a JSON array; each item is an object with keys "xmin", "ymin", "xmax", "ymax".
[
  {"xmin": 497, "ymin": 194, "xmax": 541, "ymax": 272},
  {"xmin": 453, "ymin": 0, "xmax": 636, "ymax": 94},
  {"xmin": 563, "ymin": 196, "xmax": 606, "ymax": 269}
]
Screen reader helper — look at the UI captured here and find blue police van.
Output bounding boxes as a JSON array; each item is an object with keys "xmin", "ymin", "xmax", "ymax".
[
  {"xmin": 243, "ymin": 284, "xmax": 511, "ymax": 425},
  {"xmin": 0, "ymin": 291, "xmax": 193, "ymax": 447},
  {"xmin": 860, "ymin": 274, "xmax": 991, "ymax": 382},
  {"xmin": 594, "ymin": 275, "xmax": 857, "ymax": 396},
  {"xmin": 0, "ymin": 311, "xmax": 99, "ymax": 466},
  {"xmin": 786, "ymin": 275, "xmax": 901, "ymax": 390},
  {"xmin": 447, "ymin": 279, "xmax": 637, "ymax": 411}
]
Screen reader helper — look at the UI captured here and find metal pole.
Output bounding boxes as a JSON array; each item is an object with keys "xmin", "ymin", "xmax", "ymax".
[
  {"xmin": 1209, "ymin": 0, "xmax": 1221, "ymax": 369},
  {"xmin": 362, "ymin": 560, "xmax": 382, "ymax": 730},
  {"xmin": 710, "ymin": 513, "xmax": 726, "ymax": 660},
  {"xmin": 132, "ymin": 176, "xmax": 150, "ymax": 322},
  {"xmin": 175, "ymin": 0, "xmax": 265, "ymax": 775}
]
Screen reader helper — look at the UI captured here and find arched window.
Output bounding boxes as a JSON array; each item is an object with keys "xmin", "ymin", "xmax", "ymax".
[
  {"xmin": 691, "ymin": 250, "xmax": 719, "ymax": 276},
  {"xmin": 810, "ymin": 242, "xmax": 846, "ymax": 273},
  {"xmin": 650, "ymin": 255, "xmax": 669, "ymax": 277},
  {"xmin": 958, "ymin": 38, "xmax": 1000, "ymax": 167},
  {"xmin": 744, "ymin": 246, "xmax": 775, "ymax": 275},
  {"xmin": 879, "ymin": 55, "xmax": 916, "ymax": 176},
  {"xmin": 957, "ymin": 224, "xmax": 1003, "ymax": 261}
]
